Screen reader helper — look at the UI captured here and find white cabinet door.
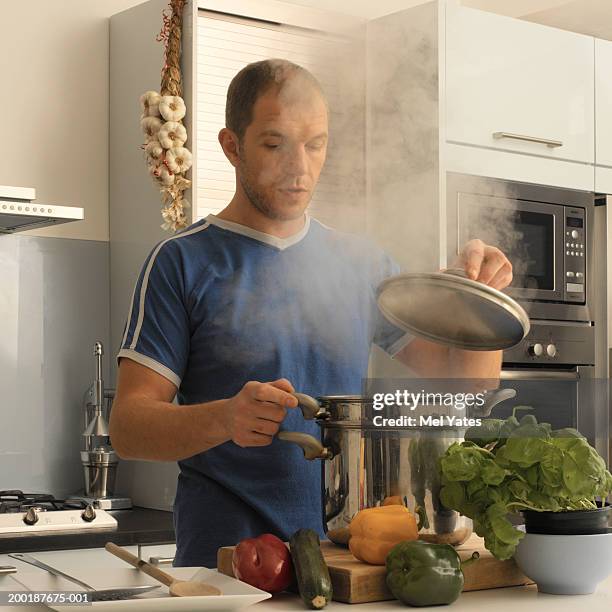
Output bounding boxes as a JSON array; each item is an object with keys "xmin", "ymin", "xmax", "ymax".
[
  {"xmin": 446, "ymin": 6, "xmax": 594, "ymax": 164},
  {"xmin": 596, "ymin": 38, "xmax": 612, "ymax": 168}
]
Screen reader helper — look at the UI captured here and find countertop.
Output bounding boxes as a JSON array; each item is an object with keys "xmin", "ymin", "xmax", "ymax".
[
  {"xmin": 258, "ymin": 579, "xmax": 612, "ymax": 611},
  {"xmin": 0, "ymin": 507, "xmax": 175, "ymax": 553},
  {"xmin": 0, "ymin": 545, "xmax": 610, "ymax": 611}
]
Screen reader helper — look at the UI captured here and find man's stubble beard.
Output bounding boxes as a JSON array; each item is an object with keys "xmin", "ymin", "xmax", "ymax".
[{"xmin": 238, "ymin": 152, "xmax": 311, "ymax": 222}]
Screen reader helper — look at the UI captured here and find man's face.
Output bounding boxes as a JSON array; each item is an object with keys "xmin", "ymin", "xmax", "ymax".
[{"xmin": 236, "ymin": 81, "xmax": 328, "ymax": 221}]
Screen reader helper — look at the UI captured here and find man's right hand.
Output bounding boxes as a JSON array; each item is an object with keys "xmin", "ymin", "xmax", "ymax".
[{"xmin": 223, "ymin": 379, "xmax": 299, "ymax": 447}]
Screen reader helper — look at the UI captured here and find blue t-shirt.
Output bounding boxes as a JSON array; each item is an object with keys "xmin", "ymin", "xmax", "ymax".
[{"xmin": 117, "ymin": 214, "xmax": 409, "ymax": 567}]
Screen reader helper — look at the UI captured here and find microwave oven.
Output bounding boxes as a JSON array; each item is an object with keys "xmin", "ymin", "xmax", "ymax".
[{"xmin": 446, "ymin": 173, "xmax": 595, "ymax": 325}]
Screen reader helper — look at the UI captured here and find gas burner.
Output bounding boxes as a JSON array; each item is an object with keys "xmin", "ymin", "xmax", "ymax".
[{"xmin": 0, "ymin": 490, "xmax": 88, "ymax": 514}]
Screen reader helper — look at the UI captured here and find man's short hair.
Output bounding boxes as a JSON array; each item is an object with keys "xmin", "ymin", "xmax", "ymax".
[{"xmin": 225, "ymin": 58, "xmax": 326, "ymax": 140}]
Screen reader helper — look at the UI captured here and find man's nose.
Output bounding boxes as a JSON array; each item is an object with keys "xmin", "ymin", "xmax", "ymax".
[{"xmin": 283, "ymin": 145, "xmax": 308, "ymax": 175}]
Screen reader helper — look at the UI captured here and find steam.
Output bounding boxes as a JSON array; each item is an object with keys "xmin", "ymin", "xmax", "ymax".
[
  {"xmin": 213, "ymin": 7, "xmax": 534, "ymax": 376},
  {"xmin": 363, "ymin": 6, "xmax": 529, "ymax": 284},
  {"xmin": 448, "ymin": 174, "xmax": 530, "ymax": 285}
]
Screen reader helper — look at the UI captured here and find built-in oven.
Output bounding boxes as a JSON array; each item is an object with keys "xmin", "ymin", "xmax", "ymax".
[
  {"xmin": 490, "ymin": 367, "xmax": 609, "ymax": 466},
  {"xmin": 447, "ymin": 172, "xmax": 594, "ymax": 325}
]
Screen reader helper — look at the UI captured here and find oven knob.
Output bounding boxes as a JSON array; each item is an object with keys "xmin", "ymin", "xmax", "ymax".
[
  {"xmin": 546, "ymin": 343, "xmax": 557, "ymax": 358},
  {"xmin": 23, "ymin": 507, "xmax": 39, "ymax": 526},
  {"xmin": 528, "ymin": 343, "xmax": 543, "ymax": 357},
  {"xmin": 571, "ymin": 230, "xmax": 579, "ymax": 239},
  {"xmin": 81, "ymin": 504, "xmax": 96, "ymax": 523}
]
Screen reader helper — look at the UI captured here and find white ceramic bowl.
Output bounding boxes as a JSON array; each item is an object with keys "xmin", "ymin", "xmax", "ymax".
[{"xmin": 513, "ymin": 526, "xmax": 612, "ymax": 595}]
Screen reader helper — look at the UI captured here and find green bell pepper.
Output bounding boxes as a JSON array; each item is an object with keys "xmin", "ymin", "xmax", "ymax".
[{"xmin": 386, "ymin": 540, "xmax": 464, "ymax": 607}]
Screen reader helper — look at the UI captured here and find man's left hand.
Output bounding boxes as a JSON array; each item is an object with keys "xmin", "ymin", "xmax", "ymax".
[{"xmin": 454, "ymin": 239, "xmax": 513, "ymax": 291}]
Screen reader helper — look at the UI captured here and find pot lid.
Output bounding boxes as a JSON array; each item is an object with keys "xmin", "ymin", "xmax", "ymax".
[{"xmin": 377, "ymin": 270, "xmax": 530, "ymax": 350}]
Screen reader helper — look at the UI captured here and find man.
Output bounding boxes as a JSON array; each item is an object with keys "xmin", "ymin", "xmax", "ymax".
[{"xmin": 110, "ymin": 59, "xmax": 512, "ymax": 567}]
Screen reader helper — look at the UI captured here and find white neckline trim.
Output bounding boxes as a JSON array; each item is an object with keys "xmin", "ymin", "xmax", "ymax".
[{"xmin": 205, "ymin": 214, "xmax": 310, "ymax": 250}]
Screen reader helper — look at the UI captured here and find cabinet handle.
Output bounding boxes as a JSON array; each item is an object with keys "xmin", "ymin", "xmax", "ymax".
[
  {"xmin": 148, "ymin": 556, "xmax": 175, "ymax": 565},
  {"xmin": 493, "ymin": 132, "xmax": 563, "ymax": 148}
]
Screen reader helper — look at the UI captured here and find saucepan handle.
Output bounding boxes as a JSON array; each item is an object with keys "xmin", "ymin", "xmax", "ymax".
[
  {"xmin": 277, "ymin": 431, "xmax": 333, "ymax": 460},
  {"xmin": 291, "ymin": 392, "xmax": 323, "ymax": 420},
  {"xmin": 278, "ymin": 393, "xmax": 333, "ymax": 460}
]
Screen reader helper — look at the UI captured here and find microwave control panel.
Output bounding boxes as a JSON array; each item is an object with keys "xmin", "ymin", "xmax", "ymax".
[{"xmin": 564, "ymin": 207, "xmax": 586, "ymax": 303}]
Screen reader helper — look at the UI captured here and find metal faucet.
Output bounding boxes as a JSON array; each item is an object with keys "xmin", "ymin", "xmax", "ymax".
[{"xmin": 82, "ymin": 343, "xmax": 115, "ymax": 451}]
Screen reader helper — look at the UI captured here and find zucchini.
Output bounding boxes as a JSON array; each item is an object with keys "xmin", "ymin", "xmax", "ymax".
[{"xmin": 289, "ymin": 528, "xmax": 333, "ymax": 609}]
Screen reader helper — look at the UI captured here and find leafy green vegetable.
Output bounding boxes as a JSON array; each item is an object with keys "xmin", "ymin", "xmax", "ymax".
[{"xmin": 439, "ymin": 410, "xmax": 612, "ymax": 560}]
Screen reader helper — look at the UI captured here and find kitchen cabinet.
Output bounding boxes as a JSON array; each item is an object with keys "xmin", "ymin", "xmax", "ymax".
[
  {"xmin": 596, "ymin": 38, "xmax": 612, "ymax": 168},
  {"xmin": 372, "ymin": 1, "xmax": 597, "ymax": 196},
  {"xmin": 446, "ymin": 4, "xmax": 595, "ymax": 165},
  {"xmin": 596, "ymin": 38, "xmax": 612, "ymax": 193}
]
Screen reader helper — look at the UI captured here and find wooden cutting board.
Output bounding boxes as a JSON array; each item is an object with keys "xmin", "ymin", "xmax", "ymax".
[{"xmin": 217, "ymin": 535, "xmax": 532, "ymax": 604}]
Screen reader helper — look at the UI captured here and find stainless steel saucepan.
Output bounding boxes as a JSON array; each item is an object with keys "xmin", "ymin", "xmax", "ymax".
[
  {"xmin": 278, "ymin": 389, "xmax": 515, "ymax": 546},
  {"xmin": 278, "ymin": 268, "xmax": 523, "ymax": 543}
]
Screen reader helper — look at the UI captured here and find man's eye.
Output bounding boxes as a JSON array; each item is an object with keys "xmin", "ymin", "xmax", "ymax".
[
  {"xmin": 263, "ymin": 143, "xmax": 280, "ymax": 149},
  {"xmin": 307, "ymin": 141, "xmax": 325, "ymax": 151}
]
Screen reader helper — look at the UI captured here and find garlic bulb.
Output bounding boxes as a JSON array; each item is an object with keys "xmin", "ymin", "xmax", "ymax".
[
  {"xmin": 140, "ymin": 91, "xmax": 161, "ymax": 117},
  {"xmin": 141, "ymin": 116, "xmax": 163, "ymax": 141},
  {"xmin": 158, "ymin": 121, "xmax": 187, "ymax": 149},
  {"xmin": 165, "ymin": 147, "xmax": 193, "ymax": 174},
  {"xmin": 145, "ymin": 139, "xmax": 164, "ymax": 163},
  {"xmin": 158, "ymin": 165, "xmax": 175, "ymax": 186},
  {"xmin": 148, "ymin": 161, "xmax": 162, "ymax": 180},
  {"xmin": 159, "ymin": 95, "xmax": 186, "ymax": 122},
  {"xmin": 148, "ymin": 161, "xmax": 174, "ymax": 186}
]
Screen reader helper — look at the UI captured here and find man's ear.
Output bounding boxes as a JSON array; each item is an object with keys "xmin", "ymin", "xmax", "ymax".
[{"xmin": 218, "ymin": 128, "xmax": 241, "ymax": 168}]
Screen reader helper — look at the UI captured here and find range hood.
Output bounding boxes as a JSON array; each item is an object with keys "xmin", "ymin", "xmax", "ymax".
[{"xmin": 0, "ymin": 185, "xmax": 84, "ymax": 234}]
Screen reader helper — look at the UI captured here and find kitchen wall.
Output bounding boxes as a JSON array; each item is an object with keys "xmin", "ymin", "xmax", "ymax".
[
  {"xmin": 0, "ymin": 0, "xmax": 145, "ymax": 497},
  {"xmin": 0, "ymin": 235, "xmax": 109, "ymax": 497},
  {"xmin": 0, "ymin": 0, "xmax": 145, "ymax": 242}
]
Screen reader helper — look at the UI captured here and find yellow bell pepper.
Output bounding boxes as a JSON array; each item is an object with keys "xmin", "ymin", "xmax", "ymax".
[
  {"xmin": 381, "ymin": 495, "xmax": 404, "ymax": 506},
  {"xmin": 348, "ymin": 505, "xmax": 418, "ymax": 565}
]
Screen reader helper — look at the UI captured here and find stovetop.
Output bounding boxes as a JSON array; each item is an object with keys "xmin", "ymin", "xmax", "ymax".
[
  {"xmin": 0, "ymin": 490, "xmax": 90, "ymax": 513},
  {"xmin": 0, "ymin": 490, "xmax": 118, "ymax": 535}
]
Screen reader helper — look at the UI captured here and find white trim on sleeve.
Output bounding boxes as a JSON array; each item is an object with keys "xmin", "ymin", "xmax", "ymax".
[
  {"xmin": 117, "ymin": 348, "xmax": 182, "ymax": 389},
  {"xmin": 127, "ymin": 221, "xmax": 211, "ymax": 351}
]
